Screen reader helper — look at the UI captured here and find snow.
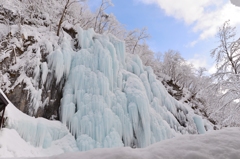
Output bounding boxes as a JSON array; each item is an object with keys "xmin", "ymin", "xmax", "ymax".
[
  {"xmin": 0, "ymin": 128, "xmax": 76, "ymax": 157},
  {"xmin": 10, "ymin": 127, "xmax": 240, "ymax": 159},
  {"xmin": 73, "ymin": 127, "xmax": 240, "ymax": 158},
  {"xmin": 0, "ymin": 24, "xmax": 8, "ymax": 41},
  {"xmin": 0, "ymin": 89, "xmax": 78, "ymax": 157},
  {"xmin": 0, "ymin": 23, "xmax": 60, "ymax": 115}
]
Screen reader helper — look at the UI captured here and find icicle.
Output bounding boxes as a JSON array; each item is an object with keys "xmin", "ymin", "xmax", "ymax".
[{"xmin": 56, "ymin": 26, "xmax": 200, "ymax": 151}]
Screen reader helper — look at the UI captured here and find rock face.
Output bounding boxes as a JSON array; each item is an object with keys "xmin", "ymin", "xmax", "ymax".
[
  {"xmin": 1, "ymin": 54, "xmax": 63, "ymax": 119},
  {"xmin": 0, "ymin": 5, "xmax": 62, "ymax": 118},
  {"xmin": 0, "ymin": 5, "xmax": 20, "ymax": 25},
  {"xmin": 0, "ymin": 41, "xmax": 64, "ymax": 119},
  {"xmin": 6, "ymin": 85, "xmax": 29, "ymax": 113}
]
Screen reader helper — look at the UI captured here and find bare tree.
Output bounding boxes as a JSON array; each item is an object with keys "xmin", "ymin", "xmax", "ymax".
[
  {"xmin": 205, "ymin": 21, "xmax": 240, "ymax": 126},
  {"xmin": 57, "ymin": 0, "xmax": 87, "ymax": 36},
  {"xmin": 103, "ymin": 14, "xmax": 126, "ymax": 39},
  {"xmin": 137, "ymin": 43, "xmax": 154, "ymax": 66},
  {"xmin": 211, "ymin": 20, "xmax": 240, "ymax": 79},
  {"xmin": 72, "ymin": 4, "xmax": 95, "ymax": 29},
  {"xmin": 210, "ymin": 20, "xmax": 240, "ymax": 100},
  {"xmin": 125, "ymin": 28, "xmax": 150, "ymax": 54},
  {"xmin": 162, "ymin": 50, "xmax": 184, "ymax": 81},
  {"xmin": 93, "ymin": 0, "xmax": 113, "ymax": 34}
]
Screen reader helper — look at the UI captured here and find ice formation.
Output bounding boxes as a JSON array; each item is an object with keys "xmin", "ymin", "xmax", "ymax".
[
  {"xmin": 47, "ymin": 26, "xmax": 201, "ymax": 151},
  {"xmin": 1, "ymin": 26, "xmax": 205, "ymax": 152},
  {"xmin": 0, "ymin": 89, "xmax": 78, "ymax": 153},
  {"xmin": 193, "ymin": 115, "xmax": 206, "ymax": 134}
]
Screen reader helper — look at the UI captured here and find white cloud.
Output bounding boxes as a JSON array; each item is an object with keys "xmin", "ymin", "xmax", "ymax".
[
  {"xmin": 187, "ymin": 54, "xmax": 208, "ymax": 69},
  {"xmin": 208, "ymin": 64, "xmax": 217, "ymax": 74},
  {"xmin": 194, "ymin": 2, "xmax": 240, "ymax": 40},
  {"xmin": 139, "ymin": 0, "xmax": 240, "ymax": 41},
  {"xmin": 187, "ymin": 54, "xmax": 217, "ymax": 75},
  {"xmin": 186, "ymin": 40, "xmax": 198, "ymax": 48}
]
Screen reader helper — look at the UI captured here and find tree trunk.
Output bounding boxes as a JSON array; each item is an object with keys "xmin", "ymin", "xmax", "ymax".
[{"xmin": 57, "ymin": 0, "xmax": 70, "ymax": 36}]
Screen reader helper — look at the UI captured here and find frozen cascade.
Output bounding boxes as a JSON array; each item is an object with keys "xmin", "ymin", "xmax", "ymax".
[
  {"xmin": 193, "ymin": 115, "xmax": 206, "ymax": 134},
  {"xmin": 0, "ymin": 26, "xmax": 203, "ymax": 152},
  {"xmin": 0, "ymin": 89, "xmax": 78, "ymax": 152},
  {"xmin": 0, "ymin": 26, "xmax": 202, "ymax": 151},
  {"xmin": 53, "ymin": 26, "xmax": 201, "ymax": 151}
]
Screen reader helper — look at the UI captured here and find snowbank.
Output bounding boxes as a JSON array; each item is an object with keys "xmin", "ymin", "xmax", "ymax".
[
  {"xmin": 0, "ymin": 89, "xmax": 78, "ymax": 158},
  {"xmin": 22, "ymin": 127, "xmax": 240, "ymax": 159},
  {"xmin": 0, "ymin": 128, "xmax": 76, "ymax": 157}
]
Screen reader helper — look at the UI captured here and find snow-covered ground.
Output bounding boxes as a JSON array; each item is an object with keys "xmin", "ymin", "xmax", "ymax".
[
  {"xmin": 0, "ymin": 89, "xmax": 78, "ymax": 158},
  {"xmin": 47, "ymin": 127, "xmax": 240, "ymax": 159},
  {"xmin": 0, "ymin": 128, "xmax": 77, "ymax": 157},
  {"xmin": 1, "ymin": 127, "xmax": 239, "ymax": 158}
]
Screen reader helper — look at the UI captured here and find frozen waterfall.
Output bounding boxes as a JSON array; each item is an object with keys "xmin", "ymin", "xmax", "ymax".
[
  {"xmin": 46, "ymin": 26, "xmax": 200, "ymax": 151},
  {"xmin": 1, "ymin": 25, "xmax": 206, "ymax": 152}
]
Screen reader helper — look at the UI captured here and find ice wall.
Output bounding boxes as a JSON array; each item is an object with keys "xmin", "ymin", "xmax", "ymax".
[
  {"xmin": 193, "ymin": 115, "xmax": 206, "ymax": 134},
  {"xmin": 48, "ymin": 26, "xmax": 200, "ymax": 151},
  {"xmin": 0, "ymin": 89, "xmax": 78, "ymax": 152}
]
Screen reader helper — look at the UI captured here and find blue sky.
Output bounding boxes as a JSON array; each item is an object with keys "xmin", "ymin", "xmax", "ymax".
[{"xmin": 88, "ymin": 0, "xmax": 240, "ymax": 72}]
